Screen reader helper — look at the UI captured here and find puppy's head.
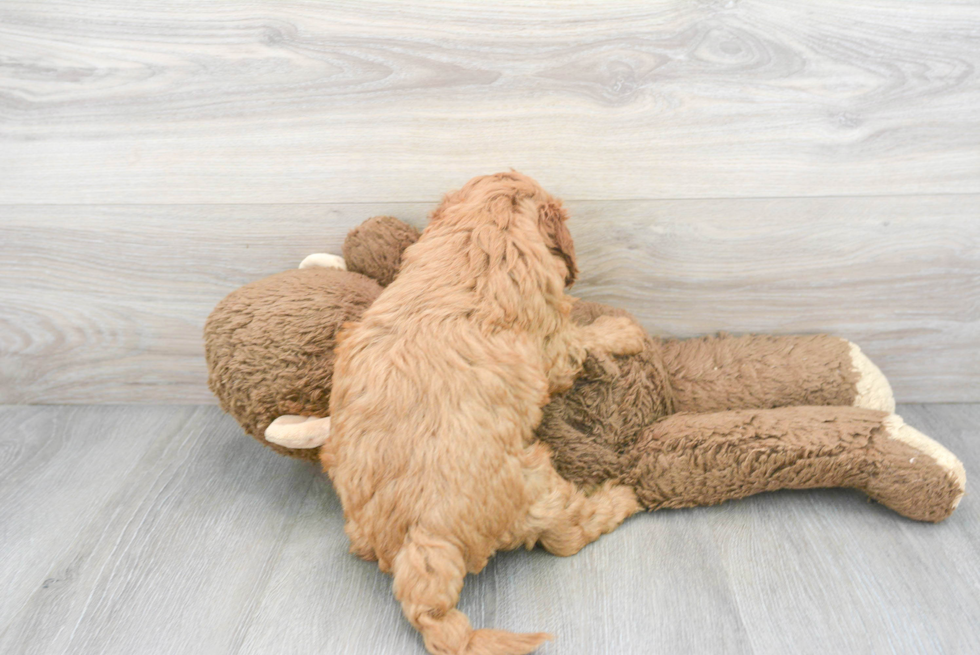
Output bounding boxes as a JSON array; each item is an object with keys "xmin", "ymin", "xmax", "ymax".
[{"xmin": 431, "ymin": 172, "xmax": 578, "ymax": 287}]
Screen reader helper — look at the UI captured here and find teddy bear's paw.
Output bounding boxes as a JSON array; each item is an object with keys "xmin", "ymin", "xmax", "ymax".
[
  {"xmin": 298, "ymin": 253, "xmax": 347, "ymax": 271},
  {"xmin": 876, "ymin": 414, "xmax": 967, "ymax": 520},
  {"xmin": 264, "ymin": 415, "xmax": 332, "ymax": 448},
  {"xmin": 849, "ymin": 342, "xmax": 895, "ymax": 413}
]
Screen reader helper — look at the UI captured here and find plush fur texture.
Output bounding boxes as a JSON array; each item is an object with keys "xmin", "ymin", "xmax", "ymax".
[
  {"xmin": 205, "ymin": 267, "xmax": 383, "ymax": 461},
  {"xmin": 205, "ymin": 212, "xmax": 966, "ymax": 527},
  {"xmin": 327, "ymin": 172, "xmax": 645, "ymax": 655},
  {"xmin": 205, "ymin": 217, "xmax": 421, "ymax": 462},
  {"xmin": 661, "ymin": 332, "xmax": 861, "ymax": 412},
  {"xmin": 343, "ymin": 215, "xmax": 421, "ymax": 286},
  {"xmin": 626, "ymin": 406, "xmax": 964, "ymax": 521},
  {"xmin": 204, "ymin": 181, "xmax": 967, "ymax": 654},
  {"xmin": 534, "ymin": 302, "xmax": 965, "ymax": 523}
]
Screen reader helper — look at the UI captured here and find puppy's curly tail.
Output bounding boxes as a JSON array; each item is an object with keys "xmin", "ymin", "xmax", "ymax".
[{"xmin": 392, "ymin": 527, "xmax": 551, "ymax": 655}]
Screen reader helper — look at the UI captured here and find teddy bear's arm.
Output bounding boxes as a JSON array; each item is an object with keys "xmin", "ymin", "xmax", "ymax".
[
  {"xmin": 625, "ymin": 406, "xmax": 965, "ymax": 522},
  {"xmin": 660, "ymin": 334, "xmax": 894, "ymax": 414}
]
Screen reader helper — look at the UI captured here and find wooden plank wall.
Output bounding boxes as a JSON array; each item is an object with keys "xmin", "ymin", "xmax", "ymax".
[{"xmin": 1, "ymin": 1, "xmax": 978, "ymax": 403}]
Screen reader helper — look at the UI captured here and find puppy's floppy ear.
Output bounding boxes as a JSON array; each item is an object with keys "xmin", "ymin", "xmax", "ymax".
[{"xmin": 539, "ymin": 201, "xmax": 578, "ymax": 287}]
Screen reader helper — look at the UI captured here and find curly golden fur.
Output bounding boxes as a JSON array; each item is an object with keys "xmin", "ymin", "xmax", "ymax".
[{"xmin": 326, "ymin": 172, "xmax": 646, "ymax": 655}]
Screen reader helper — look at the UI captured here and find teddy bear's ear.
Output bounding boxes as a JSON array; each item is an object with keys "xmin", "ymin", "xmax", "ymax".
[
  {"xmin": 539, "ymin": 201, "xmax": 578, "ymax": 287},
  {"xmin": 342, "ymin": 216, "xmax": 421, "ymax": 287}
]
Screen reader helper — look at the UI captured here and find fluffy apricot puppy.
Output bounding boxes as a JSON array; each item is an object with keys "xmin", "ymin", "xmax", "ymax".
[{"xmin": 327, "ymin": 172, "xmax": 645, "ymax": 655}]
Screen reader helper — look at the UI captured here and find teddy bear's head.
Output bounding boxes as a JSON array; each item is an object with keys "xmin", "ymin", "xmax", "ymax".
[
  {"xmin": 205, "ymin": 215, "xmax": 421, "ymax": 460},
  {"xmin": 343, "ymin": 215, "xmax": 421, "ymax": 286}
]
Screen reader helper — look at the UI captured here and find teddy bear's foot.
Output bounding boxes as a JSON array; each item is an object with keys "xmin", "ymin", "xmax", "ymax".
[
  {"xmin": 298, "ymin": 253, "xmax": 347, "ymax": 271},
  {"xmin": 848, "ymin": 342, "xmax": 895, "ymax": 413},
  {"xmin": 264, "ymin": 415, "xmax": 332, "ymax": 448},
  {"xmin": 866, "ymin": 415, "xmax": 966, "ymax": 522}
]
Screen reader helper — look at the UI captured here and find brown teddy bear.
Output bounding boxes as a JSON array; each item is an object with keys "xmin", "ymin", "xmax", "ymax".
[{"xmin": 205, "ymin": 216, "xmax": 965, "ymax": 523}]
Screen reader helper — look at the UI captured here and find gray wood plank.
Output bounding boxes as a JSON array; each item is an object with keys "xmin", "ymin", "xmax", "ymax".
[
  {"xmin": 237, "ymin": 481, "xmax": 757, "ymax": 655},
  {"xmin": 236, "ymin": 471, "xmax": 424, "ymax": 655},
  {"xmin": 0, "ymin": 405, "xmax": 319, "ymax": 655},
  {"xmin": 709, "ymin": 403, "xmax": 980, "ymax": 655},
  {"xmin": 0, "ymin": 406, "xmax": 190, "ymax": 630},
  {"xmin": 1, "ymin": 0, "xmax": 978, "ymax": 203},
  {"xmin": 2, "ymin": 404, "xmax": 976, "ymax": 654},
  {"xmin": 3, "ymin": 196, "xmax": 978, "ymax": 403},
  {"xmin": 0, "ymin": 404, "xmax": 976, "ymax": 654}
]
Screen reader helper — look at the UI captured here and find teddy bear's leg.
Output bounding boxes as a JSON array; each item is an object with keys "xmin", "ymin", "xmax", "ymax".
[
  {"xmin": 627, "ymin": 406, "xmax": 965, "ymax": 522},
  {"xmin": 848, "ymin": 342, "xmax": 895, "ymax": 412},
  {"xmin": 519, "ymin": 443, "xmax": 640, "ymax": 556},
  {"xmin": 264, "ymin": 414, "xmax": 332, "ymax": 448},
  {"xmin": 660, "ymin": 334, "xmax": 894, "ymax": 413}
]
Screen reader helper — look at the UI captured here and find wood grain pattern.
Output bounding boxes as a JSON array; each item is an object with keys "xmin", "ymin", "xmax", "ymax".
[
  {"xmin": 0, "ymin": 204, "xmax": 396, "ymax": 404},
  {"xmin": 572, "ymin": 195, "xmax": 980, "ymax": 404},
  {"xmin": 0, "ymin": 404, "xmax": 977, "ymax": 654},
  {"xmin": 0, "ymin": 405, "xmax": 318, "ymax": 655},
  {"xmin": 2, "ymin": 196, "xmax": 977, "ymax": 404},
  {"xmin": 1, "ymin": 0, "xmax": 978, "ymax": 203},
  {"xmin": 711, "ymin": 403, "xmax": 980, "ymax": 655},
  {"xmin": 0, "ymin": 406, "xmax": 185, "ymax": 630}
]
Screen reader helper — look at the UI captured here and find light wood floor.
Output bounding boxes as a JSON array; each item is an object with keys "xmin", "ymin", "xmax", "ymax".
[{"xmin": 2, "ymin": 403, "xmax": 976, "ymax": 655}]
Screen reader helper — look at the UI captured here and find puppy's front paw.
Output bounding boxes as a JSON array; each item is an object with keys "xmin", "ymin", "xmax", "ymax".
[{"xmin": 589, "ymin": 315, "xmax": 647, "ymax": 356}]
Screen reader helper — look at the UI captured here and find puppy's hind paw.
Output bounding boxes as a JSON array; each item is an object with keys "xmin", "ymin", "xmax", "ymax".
[{"xmin": 588, "ymin": 315, "xmax": 648, "ymax": 357}]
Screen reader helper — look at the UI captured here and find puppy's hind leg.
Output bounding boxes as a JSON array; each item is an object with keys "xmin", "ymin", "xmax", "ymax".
[
  {"xmin": 392, "ymin": 527, "xmax": 551, "ymax": 655},
  {"xmin": 522, "ymin": 445, "xmax": 641, "ymax": 557}
]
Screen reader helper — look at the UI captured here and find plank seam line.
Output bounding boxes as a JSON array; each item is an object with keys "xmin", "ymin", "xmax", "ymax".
[{"xmin": 0, "ymin": 191, "xmax": 978, "ymax": 208}]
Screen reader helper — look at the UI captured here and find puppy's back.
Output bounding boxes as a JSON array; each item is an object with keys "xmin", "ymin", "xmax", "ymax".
[{"xmin": 329, "ymin": 268, "xmax": 548, "ymax": 568}]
